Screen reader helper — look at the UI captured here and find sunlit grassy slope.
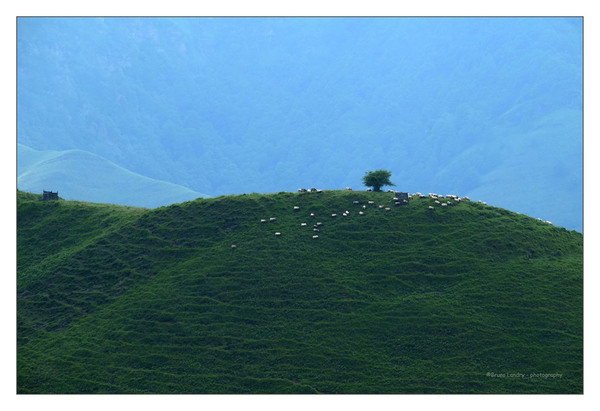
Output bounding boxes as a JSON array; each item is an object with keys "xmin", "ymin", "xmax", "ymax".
[{"xmin": 17, "ymin": 189, "xmax": 582, "ymax": 393}]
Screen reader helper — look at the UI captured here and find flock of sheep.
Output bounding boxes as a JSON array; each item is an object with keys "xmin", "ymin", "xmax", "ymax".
[
  {"xmin": 229, "ymin": 187, "xmax": 552, "ymax": 249},
  {"xmin": 251, "ymin": 189, "xmax": 477, "ymax": 244}
]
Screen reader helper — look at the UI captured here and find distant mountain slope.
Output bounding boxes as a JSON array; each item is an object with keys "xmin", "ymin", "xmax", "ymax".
[
  {"xmin": 16, "ymin": 17, "xmax": 583, "ymax": 231},
  {"xmin": 17, "ymin": 144, "xmax": 209, "ymax": 208},
  {"xmin": 17, "ymin": 190, "xmax": 583, "ymax": 394}
]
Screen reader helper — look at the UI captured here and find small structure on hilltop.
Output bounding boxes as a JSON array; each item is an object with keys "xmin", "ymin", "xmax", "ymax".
[
  {"xmin": 42, "ymin": 190, "xmax": 58, "ymax": 201},
  {"xmin": 394, "ymin": 192, "xmax": 409, "ymax": 204}
]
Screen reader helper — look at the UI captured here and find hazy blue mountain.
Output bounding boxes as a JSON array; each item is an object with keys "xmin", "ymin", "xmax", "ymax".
[
  {"xmin": 17, "ymin": 144, "xmax": 208, "ymax": 208},
  {"xmin": 17, "ymin": 17, "xmax": 582, "ymax": 231}
]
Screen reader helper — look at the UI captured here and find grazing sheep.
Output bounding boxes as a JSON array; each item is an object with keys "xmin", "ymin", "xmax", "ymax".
[
  {"xmin": 442, "ymin": 203, "xmax": 448, "ymax": 207},
  {"xmin": 346, "ymin": 187, "xmax": 353, "ymax": 191},
  {"xmin": 294, "ymin": 206, "xmax": 300, "ymax": 211},
  {"xmin": 428, "ymin": 206, "xmax": 434, "ymax": 210},
  {"xmin": 368, "ymin": 201, "xmax": 375, "ymax": 205},
  {"xmin": 478, "ymin": 200, "xmax": 482, "ymax": 203},
  {"xmin": 298, "ymin": 188, "xmax": 307, "ymax": 192},
  {"xmin": 270, "ymin": 217, "xmax": 277, "ymax": 222},
  {"xmin": 537, "ymin": 218, "xmax": 542, "ymax": 221},
  {"xmin": 316, "ymin": 189, "xmax": 323, "ymax": 193},
  {"xmin": 483, "ymin": 202, "xmax": 487, "ymax": 205},
  {"xmin": 275, "ymin": 232, "xmax": 281, "ymax": 236},
  {"xmin": 301, "ymin": 223, "xmax": 307, "ymax": 227},
  {"xmin": 385, "ymin": 207, "xmax": 391, "ymax": 211},
  {"xmin": 310, "ymin": 188, "xmax": 317, "ymax": 192},
  {"xmin": 394, "ymin": 202, "xmax": 401, "ymax": 206},
  {"xmin": 313, "ymin": 228, "xmax": 320, "ymax": 232},
  {"xmin": 353, "ymin": 201, "xmax": 360, "ymax": 205},
  {"xmin": 363, "ymin": 205, "xmax": 367, "ymax": 209},
  {"xmin": 312, "ymin": 235, "xmax": 319, "ymax": 239},
  {"xmin": 331, "ymin": 214, "xmax": 337, "ymax": 218},
  {"xmin": 546, "ymin": 221, "xmax": 552, "ymax": 225},
  {"xmin": 419, "ymin": 194, "xmax": 427, "ymax": 198},
  {"xmin": 316, "ymin": 222, "xmax": 323, "ymax": 226},
  {"xmin": 366, "ymin": 188, "xmax": 372, "ymax": 192},
  {"xmin": 435, "ymin": 200, "xmax": 440, "ymax": 204},
  {"xmin": 310, "ymin": 213, "xmax": 315, "ymax": 217},
  {"xmin": 378, "ymin": 205, "xmax": 384, "ymax": 209},
  {"xmin": 261, "ymin": 219, "xmax": 267, "ymax": 223},
  {"xmin": 359, "ymin": 211, "xmax": 365, "ymax": 216},
  {"xmin": 345, "ymin": 211, "xmax": 350, "ymax": 214},
  {"xmin": 231, "ymin": 245, "xmax": 237, "ymax": 249},
  {"xmin": 393, "ymin": 197, "xmax": 399, "ymax": 201}
]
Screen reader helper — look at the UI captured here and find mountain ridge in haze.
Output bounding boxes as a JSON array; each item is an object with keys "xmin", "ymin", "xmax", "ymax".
[
  {"xmin": 17, "ymin": 144, "xmax": 209, "ymax": 208},
  {"xmin": 17, "ymin": 17, "xmax": 582, "ymax": 230}
]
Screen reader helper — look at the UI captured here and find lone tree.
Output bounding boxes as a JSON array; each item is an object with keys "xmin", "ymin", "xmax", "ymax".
[{"xmin": 362, "ymin": 169, "xmax": 395, "ymax": 192}]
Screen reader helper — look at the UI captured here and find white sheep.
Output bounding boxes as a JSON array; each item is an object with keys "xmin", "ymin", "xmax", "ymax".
[
  {"xmin": 368, "ymin": 201, "xmax": 375, "ymax": 205},
  {"xmin": 442, "ymin": 203, "xmax": 448, "ymax": 207},
  {"xmin": 385, "ymin": 207, "xmax": 391, "ymax": 211},
  {"xmin": 353, "ymin": 201, "xmax": 360, "ymax": 204},
  {"xmin": 312, "ymin": 235, "xmax": 319, "ymax": 239},
  {"xmin": 428, "ymin": 206, "xmax": 434, "ymax": 210},
  {"xmin": 301, "ymin": 223, "xmax": 307, "ymax": 227},
  {"xmin": 331, "ymin": 214, "xmax": 337, "ymax": 217},
  {"xmin": 359, "ymin": 211, "xmax": 365, "ymax": 216},
  {"xmin": 231, "ymin": 244, "xmax": 237, "ymax": 249},
  {"xmin": 310, "ymin": 213, "xmax": 315, "ymax": 217},
  {"xmin": 270, "ymin": 217, "xmax": 277, "ymax": 222},
  {"xmin": 346, "ymin": 187, "xmax": 352, "ymax": 191},
  {"xmin": 261, "ymin": 219, "xmax": 267, "ymax": 223},
  {"xmin": 275, "ymin": 232, "xmax": 281, "ymax": 236},
  {"xmin": 435, "ymin": 200, "xmax": 440, "ymax": 204},
  {"xmin": 293, "ymin": 206, "xmax": 300, "ymax": 211}
]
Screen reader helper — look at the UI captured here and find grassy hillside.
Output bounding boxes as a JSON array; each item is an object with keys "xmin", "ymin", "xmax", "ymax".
[{"xmin": 17, "ymin": 189, "xmax": 583, "ymax": 394}]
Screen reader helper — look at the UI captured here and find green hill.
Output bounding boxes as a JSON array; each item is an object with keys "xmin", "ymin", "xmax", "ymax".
[{"xmin": 16, "ymin": 189, "xmax": 583, "ymax": 394}]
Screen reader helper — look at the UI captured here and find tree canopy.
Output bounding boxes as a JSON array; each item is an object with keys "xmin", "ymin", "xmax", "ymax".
[{"xmin": 362, "ymin": 169, "xmax": 395, "ymax": 192}]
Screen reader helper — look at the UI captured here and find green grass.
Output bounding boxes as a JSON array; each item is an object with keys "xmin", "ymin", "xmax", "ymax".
[{"xmin": 17, "ymin": 189, "xmax": 582, "ymax": 393}]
